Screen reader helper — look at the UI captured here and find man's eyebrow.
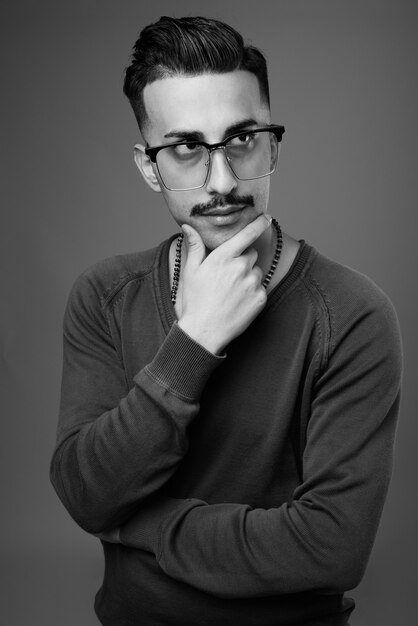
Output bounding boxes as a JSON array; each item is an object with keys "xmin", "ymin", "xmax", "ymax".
[
  {"xmin": 163, "ymin": 130, "xmax": 204, "ymax": 141},
  {"xmin": 163, "ymin": 118, "xmax": 259, "ymax": 143},
  {"xmin": 223, "ymin": 118, "xmax": 259, "ymax": 137}
]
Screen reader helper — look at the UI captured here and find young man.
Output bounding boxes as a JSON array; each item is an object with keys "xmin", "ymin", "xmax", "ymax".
[{"xmin": 50, "ymin": 16, "xmax": 402, "ymax": 626}]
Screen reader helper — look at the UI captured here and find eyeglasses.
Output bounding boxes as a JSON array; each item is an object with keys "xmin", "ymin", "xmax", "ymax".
[{"xmin": 145, "ymin": 125, "xmax": 285, "ymax": 191}]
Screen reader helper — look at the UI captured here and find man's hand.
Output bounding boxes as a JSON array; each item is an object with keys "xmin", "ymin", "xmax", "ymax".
[{"xmin": 178, "ymin": 214, "xmax": 271, "ymax": 354}]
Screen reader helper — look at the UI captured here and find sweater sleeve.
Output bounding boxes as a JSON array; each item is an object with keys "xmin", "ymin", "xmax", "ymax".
[
  {"xmin": 50, "ymin": 271, "xmax": 224, "ymax": 534},
  {"xmin": 115, "ymin": 285, "xmax": 402, "ymax": 598}
]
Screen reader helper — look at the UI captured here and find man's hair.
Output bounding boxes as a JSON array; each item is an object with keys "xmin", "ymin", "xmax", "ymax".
[{"xmin": 123, "ymin": 15, "xmax": 270, "ymax": 133}]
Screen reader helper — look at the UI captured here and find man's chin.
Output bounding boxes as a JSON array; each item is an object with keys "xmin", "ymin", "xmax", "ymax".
[
  {"xmin": 199, "ymin": 212, "xmax": 262, "ymax": 251},
  {"xmin": 201, "ymin": 226, "xmax": 243, "ymax": 251}
]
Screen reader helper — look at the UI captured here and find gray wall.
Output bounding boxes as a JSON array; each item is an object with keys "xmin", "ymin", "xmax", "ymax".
[{"xmin": 1, "ymin": 1, "xmax": 416, "ymax": 624}]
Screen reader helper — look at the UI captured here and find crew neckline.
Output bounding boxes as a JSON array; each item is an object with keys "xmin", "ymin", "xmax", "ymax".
[{"xmin": 155, "ymin": 233, "xmax": 315, "ymax": 334}]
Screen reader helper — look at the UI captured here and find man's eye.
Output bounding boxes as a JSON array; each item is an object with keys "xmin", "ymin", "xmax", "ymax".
[
  {"xmin": 174, "ymin": 143, "xmax": 203, "ymax": 155},
  {"xmin": 229, "ymin": 132, "xmax": 256, "ymax": 146}
]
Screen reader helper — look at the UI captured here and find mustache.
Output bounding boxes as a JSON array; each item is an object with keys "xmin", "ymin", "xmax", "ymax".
[{"xmin": 190, "ymin": 193, "xmax": 255, "ymax": 216}]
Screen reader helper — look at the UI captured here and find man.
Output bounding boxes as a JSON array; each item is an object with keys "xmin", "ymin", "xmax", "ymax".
[{"xmin": 50, "ymin": 16, "xmax": 402, "ymax": 626}]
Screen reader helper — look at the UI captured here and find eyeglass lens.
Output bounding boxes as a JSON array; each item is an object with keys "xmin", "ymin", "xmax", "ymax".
[{"xmin": 156, "ymin": 130, "xmax": 279, "ymax": 191}]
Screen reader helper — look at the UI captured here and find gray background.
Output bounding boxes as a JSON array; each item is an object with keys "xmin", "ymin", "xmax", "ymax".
[{"xmin": 1, "ymin": 1, "xmax": 417, "ymax": 624}]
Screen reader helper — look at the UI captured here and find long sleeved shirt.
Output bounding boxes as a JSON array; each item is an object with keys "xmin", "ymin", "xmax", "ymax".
[{"xmin": 50, "ymin": 236, "xmax": 402, "ymax": 626}]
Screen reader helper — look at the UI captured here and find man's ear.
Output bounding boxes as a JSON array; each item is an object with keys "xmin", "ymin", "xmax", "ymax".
[{"xmin": 134, "ymin": 144, "xmax": 162, "ymax": 193}]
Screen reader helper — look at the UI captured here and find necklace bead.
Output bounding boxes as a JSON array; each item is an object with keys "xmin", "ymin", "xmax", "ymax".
[{"xmin": 171, "ymin": 218, "xmax": 283, "ymax": 305}]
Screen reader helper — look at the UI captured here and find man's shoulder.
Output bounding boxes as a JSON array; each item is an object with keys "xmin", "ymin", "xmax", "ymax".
[
  {"xmin": 66, "ymin": 238, "xmax": 171, "ymax": 311},
  {"xmin": 306, "ymin": 246, "xmax": 393, "ymax": 312},
  {"xmin": 302, "ymin": 245, "xmax": 400, "ymax": 347}
]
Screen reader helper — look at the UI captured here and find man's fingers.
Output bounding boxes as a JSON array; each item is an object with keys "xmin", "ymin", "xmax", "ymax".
[
  {"xmin": 182, "ymin": 224, "xmax": 206, "ymax": 268},
  {"xmin": 241, "ymin": 246, "xmax": 259, "ymax": 269},
  {"xmin": 218, "ymin": 213, "xmax": 272, "ymax": 258}
]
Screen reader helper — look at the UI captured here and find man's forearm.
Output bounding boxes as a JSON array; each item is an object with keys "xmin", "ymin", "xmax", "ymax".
[
  {"xmin": 105, "ymin": 388, "xmax": 399, "ymax": 598},
  {"xmin": 51, "ymin": 320, "xmax": 224, "ymax": 533}
]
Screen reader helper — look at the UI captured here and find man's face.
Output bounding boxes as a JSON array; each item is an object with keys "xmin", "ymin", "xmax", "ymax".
[{"xmin": 137, "ymin": 71, "xmax": 272, "ymax": 250}]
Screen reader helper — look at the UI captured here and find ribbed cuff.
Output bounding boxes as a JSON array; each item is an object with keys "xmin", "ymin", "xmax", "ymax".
[{"xmin": 145, "ymin": 322, "xmax": 225, "ymax": 400}]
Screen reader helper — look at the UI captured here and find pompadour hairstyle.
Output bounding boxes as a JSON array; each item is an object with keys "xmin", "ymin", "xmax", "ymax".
[{"xmin": 123, "ymin": 15, "xmax": 270, "ymax": 133}]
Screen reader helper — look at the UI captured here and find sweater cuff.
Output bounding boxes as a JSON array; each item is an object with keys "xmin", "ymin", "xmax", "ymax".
[
  {"xmin": 144, "ymin": 321, "xmax": 225, "ymax": 400},
  {"xmin": 119, "ymin": 496, "xmax": 199, "ymax": 554}
]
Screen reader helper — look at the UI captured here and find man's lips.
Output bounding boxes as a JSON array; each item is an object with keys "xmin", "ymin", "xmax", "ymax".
[
  {"xmin": 190, "ymin": 194, "xmax": 254, "ymax": 217},
  {"xmin": 202, "ymin": 205, "xmax": 245, "ymax": 217}
]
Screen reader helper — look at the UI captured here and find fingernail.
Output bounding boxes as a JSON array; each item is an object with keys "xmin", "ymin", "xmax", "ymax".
[{"xmin": 265, "ymin": 213, "xmax": 273, "ymax": 225}]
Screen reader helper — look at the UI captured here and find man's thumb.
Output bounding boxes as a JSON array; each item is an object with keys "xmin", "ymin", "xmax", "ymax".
[{"xmin": 182, "ymin": 224, "xmax": 205, "ymax": 267}]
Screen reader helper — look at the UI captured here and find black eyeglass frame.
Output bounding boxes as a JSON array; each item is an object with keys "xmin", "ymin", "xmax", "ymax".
[{"xmin": 144, "ymin": 124, "xmax": 285, "ymax": 191}]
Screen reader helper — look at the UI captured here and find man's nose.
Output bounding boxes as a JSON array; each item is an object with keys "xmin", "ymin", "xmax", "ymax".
[{"xmin": 205, "ymin": 148, "xmax": 238, "ymax": 195}]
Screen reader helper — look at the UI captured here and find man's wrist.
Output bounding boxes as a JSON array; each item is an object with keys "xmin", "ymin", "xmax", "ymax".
[{"xmin": 177, "ymin": 317, "xmax": 225, "ymax": 355}]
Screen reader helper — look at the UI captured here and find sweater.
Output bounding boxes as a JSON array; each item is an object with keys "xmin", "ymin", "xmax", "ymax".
[{"xmin": 50, "ymin": 236, "xmax": 402, "ymax": 625}]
